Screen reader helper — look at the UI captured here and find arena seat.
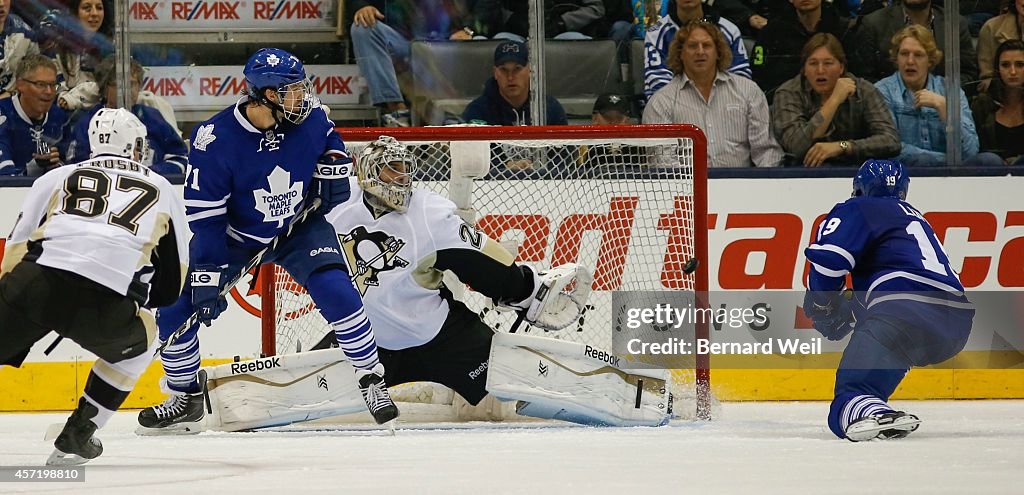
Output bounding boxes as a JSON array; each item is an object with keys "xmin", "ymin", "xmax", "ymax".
[{"xmin": 411, "ymin": 40, "xmax": 622, "ymax": 125}]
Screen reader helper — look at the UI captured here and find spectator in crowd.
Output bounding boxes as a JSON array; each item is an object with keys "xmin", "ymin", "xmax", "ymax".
[
  {"xmin": 592, "ymin": 93, "xmax": 632, "ymax": 124},
  {"xmin": 603, "ymin": 0, "xmax": 639, "ymax": 45},
  {"xmin": 500, "ymin": 0, "xmax": 605, "ymax": 40},
  {"xmin": 961, "ymin": 0, "xmax": 1002, "ymax": 37},
  {"xmin": 772, "ymin": 33, "xmax": 900, "ymax": 166},
  {"xmin": 715, "ymin": 0, "xmax": 772, "ymax": 36},
  {"xmin": 644, "ymin": 20, "xmax": 783, "ymax": 167},
  {"xmin": 0, "ymin": 0, "xmax": 39, "ymax": 93},
  {"xmin": 875, "ymin": 26, "xmax": 995, "ymax": 167},
  {"xmin": 38, "ymin": 2, "xmax": 181, "ymax": 135},
  {"xmin": 580, "ymin": 93, "xmax": 644, "ymax": 168},
  {"xmin": 462, "ymin": 40, "xmax": 568, "ymax": 126},
  {"xmin": 0, "ymin": 55, "xmax": 69, "ymax": 176},
  {"xmin": 849, "ymin": 0, "xmax": 977, "ymax": 83},
  {"xmin": 644, "ymin": 0, "xmax": 751, "ymax": 100},
  {"xmin": 978, "ymin": 1, "xmax": 1024, "ymax": 85},
  {"xmin": 37, "ymin": 0, "xmax": 111, "ymax": 109},
  {"xmin": 64, "ymin": 56, "xmax": 188, "ymax": 176},
  {"xmin": 971, "ymin": 39, "xmax": 1024, "ymax": 165},
  {"xmin": 752, "ymin": 0, "xmax": 852, "ymax": 101},
  {"xmin": 832, "ymin": 0, "xmax": 890, "ymax": 18},
  {"xmin": 349, "ymin": 0, "xmax": 502, "ymax": 127}
]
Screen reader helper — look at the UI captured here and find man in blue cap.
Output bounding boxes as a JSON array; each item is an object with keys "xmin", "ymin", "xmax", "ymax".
[{"xmin": 461, "ymin": 40, "xmax": 567, "ymax": 126}]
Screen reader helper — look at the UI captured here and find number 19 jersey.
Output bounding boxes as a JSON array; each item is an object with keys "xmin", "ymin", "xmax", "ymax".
[{"xmin": 805, "ymin": 196, "xmax": 973, "ymax": 332}]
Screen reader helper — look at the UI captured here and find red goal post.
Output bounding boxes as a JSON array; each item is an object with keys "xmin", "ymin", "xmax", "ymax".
[{"xmin": 259, "ymin": 124, "xmax": 711, "ymax": 419}]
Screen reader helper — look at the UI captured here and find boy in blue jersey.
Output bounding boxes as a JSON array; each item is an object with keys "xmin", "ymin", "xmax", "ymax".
[
  {"xmin": 803, "ymin": 159, "xmax": 974, "ymax": 441},
  {"xmin": 64, "ymin": 56, "xmax": 188, "ymax": 177},
  {"xmin": 137, "ymin": 48, "xmax": 398, "ymax": 433}
]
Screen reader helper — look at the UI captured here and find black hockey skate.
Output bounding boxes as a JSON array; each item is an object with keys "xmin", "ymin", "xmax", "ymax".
[
  {"xmin": 47, "ymin": 398, "xmax": 103, "ymax": 466},
  {"xmin": 137, "ymin": 370, "xmax": 207, "ymax": 435},
  {"xmin": 357, "ymin": 365, "xmax": 400, "ymax": 426},
  {"xmin": 845, "ymin": 411, "xmax": 921, "ymax": 442}
]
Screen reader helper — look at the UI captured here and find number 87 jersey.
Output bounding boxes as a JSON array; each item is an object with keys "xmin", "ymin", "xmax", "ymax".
[
  {"xmin": 805, "ymin": 196, "xmax": 973, "ymax": 329},
  {"xmin": 3, "ymin": 158, "xmax": 189, "ymax": 308}
]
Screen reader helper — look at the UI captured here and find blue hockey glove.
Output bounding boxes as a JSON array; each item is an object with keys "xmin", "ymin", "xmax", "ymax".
[
  {"xmin": 802, "ymin": 289, "xmax": 855, "ymax": 341},
  {"xmin": 191, "ymin": 264, "xmax": 229, "ymax": 327},
  {"xmin": 311, "ymin": 153, "xmax": 353, "ymax": 210}
]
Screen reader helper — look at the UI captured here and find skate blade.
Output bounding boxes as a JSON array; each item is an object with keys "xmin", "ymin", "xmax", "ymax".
[
  {"xmin": 46, "ymin": 449, "xmax": 90, "ymax": 466},
  {"xmin": 846, "ymin": 415, "xmax": 921, "ymax": 442},
  {"xmin": 383, "ymin": 419, "xmax": 397, "ymax": 436},
  {"xmin": 135, "ymin": 421, "xmax": 204, "ymax": 436},
  {"xmin": 43, "ymin": 423, "xmax": 64, "ymax": 441}
]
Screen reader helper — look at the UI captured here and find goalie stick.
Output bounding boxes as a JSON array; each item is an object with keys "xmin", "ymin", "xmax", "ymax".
[
  {"xmin": 508, "ymin": 258, "xmax": 700, "ymax": 334},
  {"xmin": 155, "ymin": 198, "xmax": 323, "ymax": 356}
]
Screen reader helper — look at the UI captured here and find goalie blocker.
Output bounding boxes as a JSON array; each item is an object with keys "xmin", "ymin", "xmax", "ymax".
[{"xmin": 198, "ymin": 332, "xmax": 670, "ymax": 431}]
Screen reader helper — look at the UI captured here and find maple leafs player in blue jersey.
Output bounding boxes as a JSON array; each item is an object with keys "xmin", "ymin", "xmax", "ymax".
[
  {"xmin": 803, "ymin": 159, "xmax": 975, "ymax": 442},
  {"xmin": 137, "ymin": 48, "xmax": 398, "ymax": 433}
]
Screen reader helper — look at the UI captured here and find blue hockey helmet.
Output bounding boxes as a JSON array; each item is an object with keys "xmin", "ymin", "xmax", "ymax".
[
  {"xmin": 243, "ymin": 48, "xmax": 314, "ymax": 124},
  {"xmin": 852, "ymin": 159, "xmax": 909, "ymax": 200}
]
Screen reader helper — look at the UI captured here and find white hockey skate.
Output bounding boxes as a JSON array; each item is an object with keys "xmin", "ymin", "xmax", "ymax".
[{"xmin": 845, "ymin": 411, "xmax": 921, "ymax": 442}]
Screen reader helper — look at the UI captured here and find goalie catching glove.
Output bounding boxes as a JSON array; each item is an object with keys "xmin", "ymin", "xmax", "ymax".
[{"xmin": 507, "ymin": 263, "xmax": 593, "ymax": 330}]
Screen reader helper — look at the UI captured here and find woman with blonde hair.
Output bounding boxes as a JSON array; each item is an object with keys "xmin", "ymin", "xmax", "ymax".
[{"xmin": 874, "ymin": 25, "xmax": 996, "ymax": 166}]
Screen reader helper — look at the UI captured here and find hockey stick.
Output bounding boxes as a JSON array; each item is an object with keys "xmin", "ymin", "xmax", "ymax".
[
  {"xmin": 508, "ymin": 257, "xmax": 700, "ymax": 334},
  {"xmin": 155, "ymin": 198, "xmax": 323, "ymax": 356}
]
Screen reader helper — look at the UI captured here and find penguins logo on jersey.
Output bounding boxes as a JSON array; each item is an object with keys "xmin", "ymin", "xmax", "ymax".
[{"xmin": 339, "ymin": 226, "xmax": 409, "ymax": 295}]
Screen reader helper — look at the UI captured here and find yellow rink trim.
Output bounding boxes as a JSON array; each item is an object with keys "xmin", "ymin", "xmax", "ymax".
[
  {"xmin": 0, "ymin": 359, "xmax": 233, "ymax": 412},
  {"xmin": 2, "ymin": 352, "xmax": 1023, "ymax": 412}
]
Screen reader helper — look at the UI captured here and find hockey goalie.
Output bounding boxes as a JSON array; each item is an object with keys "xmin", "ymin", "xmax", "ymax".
[{"xmin": 196, "ymin": 136, "xmax": 671, "ymax": 432}]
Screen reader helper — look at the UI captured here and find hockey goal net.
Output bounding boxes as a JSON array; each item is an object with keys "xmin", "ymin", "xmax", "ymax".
[{"xmin": 259, "ymin": 125, "xmax": 711, "ymax": 419}]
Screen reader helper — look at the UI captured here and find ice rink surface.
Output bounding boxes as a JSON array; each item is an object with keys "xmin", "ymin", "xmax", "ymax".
[{"xmin": 0, "ymin": 400, "xmax": 1021, "ymax": 495}]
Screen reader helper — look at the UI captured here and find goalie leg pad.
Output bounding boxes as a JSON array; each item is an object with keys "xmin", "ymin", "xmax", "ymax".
[
  {"xmin": 202, "ymin": 348, "xmax": 366, "ymax": 432},
  {"xmin": 485, "ymin": 333, "xmax": 671, "ymax": 427}
]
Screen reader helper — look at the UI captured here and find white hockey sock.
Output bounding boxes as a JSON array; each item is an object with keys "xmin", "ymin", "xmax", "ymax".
[
  {"xmin": 331, "ymin": 307, "xmax": 380, "ymax": 370},
  {"xmin": 840, "ymin": 395, "xmax": 894, "ymax": 432},
  {"xmin": 83, "ymin": 347, "xmax": 153, "ymax": 429}
]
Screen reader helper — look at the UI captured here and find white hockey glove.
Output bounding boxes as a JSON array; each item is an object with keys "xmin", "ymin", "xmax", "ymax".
[{"xmin": 512, "ymin": 263, "xmax": 594, "ymax": 330}]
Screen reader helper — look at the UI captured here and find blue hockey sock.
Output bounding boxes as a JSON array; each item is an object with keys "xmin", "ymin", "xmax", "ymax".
[
  {"xmin": 160, "ymin": 333, "xmax": 202, "ymax": 393},
  {"xmin": 829, "ymin": 393, "xmax": 895, "ymax": 438},
  {"xmin": 305, "ymin": 269, "xmax": 380, "ymax": 370}
]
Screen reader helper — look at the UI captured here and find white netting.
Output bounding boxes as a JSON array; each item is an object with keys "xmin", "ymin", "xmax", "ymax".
[{"xmin": 264, "ymin": 127, "xmax": 709, "ymax": 419}]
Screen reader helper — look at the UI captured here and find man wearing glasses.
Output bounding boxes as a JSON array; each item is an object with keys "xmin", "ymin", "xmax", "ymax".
[{"xmin": 0, "ymin": 54, "xmax": 69, "ymax": 176}]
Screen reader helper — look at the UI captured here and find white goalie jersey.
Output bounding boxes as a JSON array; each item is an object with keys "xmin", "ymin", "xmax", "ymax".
[
  {"xmin": 325, "ymin": 177, "xmax": 515, "ymax": 350},
  {"xmin": 2, "ymin": 159, "xmax": 189, "ymax": 307}
]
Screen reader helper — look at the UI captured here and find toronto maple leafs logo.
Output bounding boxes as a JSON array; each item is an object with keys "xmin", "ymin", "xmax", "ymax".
[
  {"xmin": 193, "ymin": 124, "xmax": 216, "ymax": 152},
  {"xmin": 254, "ymin": 166, "xmax": 303, "ymax": 226},
  {"xmin": 258, "ymin": 131, "xmax": 284, "ymax": 152},
  {"xmin": 266, "ymin": 53, "xmax": 281, "ymax": 67},
  {"xmin": 339, "ymin": 226, "xmax": 408, "ymax": 295}
]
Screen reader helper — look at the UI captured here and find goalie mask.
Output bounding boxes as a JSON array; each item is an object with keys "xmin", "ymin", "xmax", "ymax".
[
  {"xmin": 88, "ymin": 108, "xmax": 149, "ymax": 162},
  {"xmin": 357, "ymin": 136, "xmax": 416, "ymax": 213}
]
